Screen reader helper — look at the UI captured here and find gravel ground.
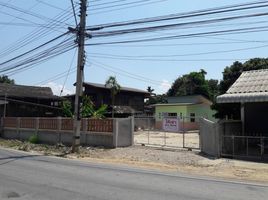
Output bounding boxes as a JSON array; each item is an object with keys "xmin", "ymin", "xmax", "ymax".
[
  {"xmin": 134, "ymin": 130, "xmax": 199, "ymax": 148},
  {"xmin": 0, "ymin": 138, "xmax": 268, "ymax": 183}
]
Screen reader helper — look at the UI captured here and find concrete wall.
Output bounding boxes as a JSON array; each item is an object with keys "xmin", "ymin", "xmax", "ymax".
[
  {"xmin": 199, "ymin": 118, "xmax": 220, "ymax": 157},
  {"xmin": 200, "ymin": 119, "xmax": 242, "ymax": 157},
  {"xmin": 116, "ymin": 117, "xmax": 134, "ymax": 147},
  {"xmin": 1, "ymin": 118, "xmax": 134, "ymax": 148}
]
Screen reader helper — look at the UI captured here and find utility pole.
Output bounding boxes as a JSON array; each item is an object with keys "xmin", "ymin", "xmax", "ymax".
[{"xmin": 72, "ymin": 0, "xmax": 87, "ymax": 153}]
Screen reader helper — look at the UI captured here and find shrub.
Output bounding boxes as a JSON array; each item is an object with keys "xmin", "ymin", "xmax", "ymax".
[{"xmin": 28, "ymin": 134, "xmax": 38, "ymax": 144}]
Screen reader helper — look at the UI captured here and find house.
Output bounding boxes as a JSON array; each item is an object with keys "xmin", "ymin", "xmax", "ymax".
[
  {"xmin": 0, "ymin": 83, "xmax": 61, "ymax": 117},
  {"xmin": 217, "ymin": 69, "xmax": 268, "ymax": 159},
  {"xmin": 66, "ymin": 82, "xmax": 150, "ymax": 117},
  {"xmin": 217, "ymin": 69, "xmax": 268, "ymax": 135},
  {"xmin": 155, "ymin": 95, "xmax": 216, "ymax": 131}
]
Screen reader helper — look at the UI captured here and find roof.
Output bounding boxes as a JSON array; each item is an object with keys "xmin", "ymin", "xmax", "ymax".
[
  {"xmin": 153, "ymin": 95, "xmax": 212, "ymax": 107},
  {"xmin": 154, "ymin": 103, "xmax": 196, "ymax": 107},
  {"xmin": 217, "ymin": 69, "xmax": 268, "ymax": 103},
  {"xmin": 166, "ymin": 95, "xmax": 212, "ymax": 105},
  {"xmin": 112, "ymin": 105, "xmax": 140, "ymax": 114},
  {"xmin": 0, "ymin": 83, "xmax": 59, "ymax": 99},
  {"xmin": 83, "ymin": 82, "xmax": 150, "ymax": 95}
]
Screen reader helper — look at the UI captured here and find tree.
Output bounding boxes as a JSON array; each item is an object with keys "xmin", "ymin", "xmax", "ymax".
[
  {"xmin": 167, "ymin": 69, "xmax": 210, "ymax": 99},
  {"xmin": 147, "ymin": 86, "xmax": 154, "ymax": 94},
  {"xmin": 0, "ymin": 75, "xmax": 15, "ymax": 84},
  {"xmin": 213, "ymin": 58, "xmax": 268, "ymax": 119},
  {"xmin": 105, "ymin": 76, "xmax": 121, "ymax": 118},
  {"xmin": 207, "ymin": 79, "xmax": 219, "ymax": 100},
  {"xmin": 61, "ymin": 96, "xmax": 107, "ymax": 119},
  {"xmin": 81, "ymin": 95, "xmax": 107, "ymax": 119},
  {"xmin": 62, "ymin": 100, "xmax": 73, "ymax": 117}
]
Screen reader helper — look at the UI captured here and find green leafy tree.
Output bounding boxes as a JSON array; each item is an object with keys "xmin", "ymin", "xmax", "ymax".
[
  {"xmin": 62, "ymin": 100, "xmax": 73, "ymax": 117},
  {"xmin": 0, "ymin": 75, "xmax": 15, "ymax": 84},
  {"xmin": 167, "ymin": 69, "xmax": 210, "ymax": 98},
  {"xmin": 61, "ymin": 96, "xmax": 107, "ymax": 119},
  {"xmin": 105, "ymin": 76, "xmax": 121, "ymax": 118},
  {"xmin": 80, "ymin": 95, "xmax": 107, "ymax": 119},
  {"xmin": 207, "ymin": 79, "xmax": 219, "ymax": 100}
]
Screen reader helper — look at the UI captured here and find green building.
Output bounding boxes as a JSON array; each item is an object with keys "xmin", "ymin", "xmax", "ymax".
[{"xmin": 155, "ymin": 95, "xmax": 216, "ymax": 130}]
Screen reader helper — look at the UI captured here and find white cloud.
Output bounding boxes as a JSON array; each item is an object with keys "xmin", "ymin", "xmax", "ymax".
[
  {"xmin": 41, "ymin": 82, "xmax": 74, "ymax": 96},
  {"xmin": 158, "ymin": 80, "xmax": 171, "ymax": 93}
]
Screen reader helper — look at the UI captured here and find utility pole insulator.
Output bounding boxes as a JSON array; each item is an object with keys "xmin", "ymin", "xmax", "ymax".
[{"xmin": 72, "ymin": 0, "xmax": 87, "ymax": 153}]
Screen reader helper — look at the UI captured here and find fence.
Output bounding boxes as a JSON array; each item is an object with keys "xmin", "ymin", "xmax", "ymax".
[
  {"xmin": 2, "ymin": 117, "xmax": 113, "ymax": 132},
  {"xmin": 199, "ymin": 119, "xmax": 268, "ymax": 160},
  {"xmin": 1, "ymin": 117, "xmax": 133, "ymax": 148},
  {"xmin": 221, "ymin": 135, "xmax": 268, "ymax": 159},
  {"xmin": 134, "ymin": 116, "xmax": 200, "ymax": 149}
]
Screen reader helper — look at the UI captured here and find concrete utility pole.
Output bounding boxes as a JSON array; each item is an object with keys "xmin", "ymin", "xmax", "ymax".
[{"xmin": 72, "ymin": 0, "xmax": 87, "ymax": 153}]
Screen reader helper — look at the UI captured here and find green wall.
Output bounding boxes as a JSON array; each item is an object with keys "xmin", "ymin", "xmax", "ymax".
[{"xmin": 155, "ymin": 103, "xmax": 216, "ymax": 122}]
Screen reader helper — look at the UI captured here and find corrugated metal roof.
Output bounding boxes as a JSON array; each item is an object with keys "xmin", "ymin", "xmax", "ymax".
[
  {"xmin": 0, "ymin": 83, "xmax": 58, "ymax": 99},
  {"xmin": 83, "ymin": 82, "xmax": 150, "ymax": 94},
  {"xmin": 217, "ymin": 69, "xmax": 268, "ymax": 103},
  {"xmin": 167, "ymin": 95, "xmax": 212, "ymax": 105}
]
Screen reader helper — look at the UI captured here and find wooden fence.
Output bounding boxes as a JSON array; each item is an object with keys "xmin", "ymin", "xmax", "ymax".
[{"xmin": 2, "ymin": 117, "xmax": 113, "ymax": 133}]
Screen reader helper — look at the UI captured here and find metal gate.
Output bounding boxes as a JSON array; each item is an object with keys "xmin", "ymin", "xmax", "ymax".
[
  {"xmin": 134, "ymin": 116, "xmax": 200, "ymax": 149},
  {"xmin": 221, "ymin": 135, "xmax": 268, "ymax": 160}
]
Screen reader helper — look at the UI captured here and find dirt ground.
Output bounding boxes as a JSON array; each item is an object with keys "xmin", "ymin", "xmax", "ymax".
[
  {"xmin": 134, "ymin": 130, "xmax": 199, "ymax": 149},
  {"xmin": 0, "ymin": 138, "xmax": 268, "ymax": 184}
]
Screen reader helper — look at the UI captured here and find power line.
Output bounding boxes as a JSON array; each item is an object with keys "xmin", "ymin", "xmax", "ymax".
[
  {"xmin": 60, "ymin": 48, "xmax": 77, "ymax": 96},
  {"xmin": 0, "ymin": 1, "xmax": 71, "ymax": 27},
  {"xmin": 90, "ymin": 12, "xmax": 268, "ymax": 38},
  {"xmin": 89, "ymin": 43, "xmax": 268, "ymax": 59},
  {"xmin": 0, "ymin": 5, "xmax": 76, "ymax": 60},
  {"xmin": 90, "ymin": 60, "xmax": 162, "ymax": 85},
  {"xmin": 86, "ymin": 25, "xmax": 268, "ymax": 46},
  {"xmin": 88, "ymin": 0, "xmax": 168, "ymax": 15},
  {"xmin": 86, "ymin": 0, "xmax": 268, "ymax": 30},
  {"xmin": 70, "ymin": 0, "xmax": 78, "ymax": 27}
]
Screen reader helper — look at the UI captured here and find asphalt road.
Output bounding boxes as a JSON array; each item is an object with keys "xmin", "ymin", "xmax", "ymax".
[{"xmin": 0, "ymin": 148, "xmax": 267, "ymax": 200}]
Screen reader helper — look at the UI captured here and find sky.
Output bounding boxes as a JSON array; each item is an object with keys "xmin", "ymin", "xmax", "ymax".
[{"xmin": 0, "ymin": 0, "xmax": 268, "ymax": 95}]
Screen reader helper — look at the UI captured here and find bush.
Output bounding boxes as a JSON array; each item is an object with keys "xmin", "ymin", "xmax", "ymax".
[{"xmin": 28, "ymin": 134, "xmax": 38, "ymax": 144}]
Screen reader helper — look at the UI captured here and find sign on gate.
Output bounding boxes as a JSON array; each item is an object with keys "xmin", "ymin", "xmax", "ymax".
[{"xmin": 162, "ymin": 118, "xmax": 179, "ymax": 132}]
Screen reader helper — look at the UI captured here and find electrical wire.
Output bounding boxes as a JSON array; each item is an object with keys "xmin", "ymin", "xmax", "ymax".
[
  {"xmin": 60, "ymin": 48, "xmax": 77, "ymax": 96},
  {"xmin": 86, "ymin": 0, "xmax": 268, "ymax": 30}
]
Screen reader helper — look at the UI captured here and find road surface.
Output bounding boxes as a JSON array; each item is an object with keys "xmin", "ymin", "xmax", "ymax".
[{"xmin": 0, "ymin": 148, "xmax": 267, "ymax": 200}]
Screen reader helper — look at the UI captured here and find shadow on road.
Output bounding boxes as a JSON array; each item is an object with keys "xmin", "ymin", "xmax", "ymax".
[{"xmin": 0, "ymin": 154, "xmax": 42, "ymax": 165}]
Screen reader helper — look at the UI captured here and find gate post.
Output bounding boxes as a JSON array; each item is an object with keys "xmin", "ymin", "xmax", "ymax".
[{"xmin": 182, "ymin": 116, "xmax": 185, "ymax": 148}]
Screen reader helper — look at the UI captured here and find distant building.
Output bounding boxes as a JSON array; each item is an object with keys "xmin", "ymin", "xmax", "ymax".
[
  {"xmin": 0, "ymin": 83, "xmax": 61, "ymax": 117},
  {"xmin": 66, "ymin": 82, "xmax": 150, "ymax": 117},
  {"xmin": 155, "ymin": 95, "xmax": 216, "ymax": 130}
]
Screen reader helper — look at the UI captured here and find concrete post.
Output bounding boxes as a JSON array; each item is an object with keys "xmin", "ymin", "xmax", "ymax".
[
  {"xmin": 35, "ymin": 118, "xmax": 39, "ymax": 130},
  {"xmin": 57, "ymin": 117, "xmax": 62, "ymax": 143},
  {"xmin": 130, "ymin": 116, "xmax": 134, "ymax": 146},
  {"xmin": 113, "ymin": 118, "xmax": 118, "ymax": 148},
  {"xmin": 241, "ymin": 103, "xmax": 245, "ymax": 135},
  {"xmin": 17, "ymin": 117, "xmax": 20, "ymax": 139}
]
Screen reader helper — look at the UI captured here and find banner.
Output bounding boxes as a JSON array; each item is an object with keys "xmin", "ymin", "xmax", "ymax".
[{"xmin": 162, "ymin": 118, "xmax": 179, "ymax": 132}]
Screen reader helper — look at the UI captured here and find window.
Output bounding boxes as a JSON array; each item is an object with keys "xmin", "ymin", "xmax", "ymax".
[
  {"xmin": 168, "ymin": 113, "xmax": 177, "ymax": 117},
  {"xmin": 190, "ymin": 113, "xmax": 195, "ymax": 122}
]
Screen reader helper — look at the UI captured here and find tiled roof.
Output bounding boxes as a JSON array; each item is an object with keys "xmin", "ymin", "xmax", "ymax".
[
  {"xmin": 217, "ymin": 69, "xmax": 268, "ymax": 103},
  {"xmin": 0, "ymin": 83, "xmax": 58, "ymax": 99}
]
